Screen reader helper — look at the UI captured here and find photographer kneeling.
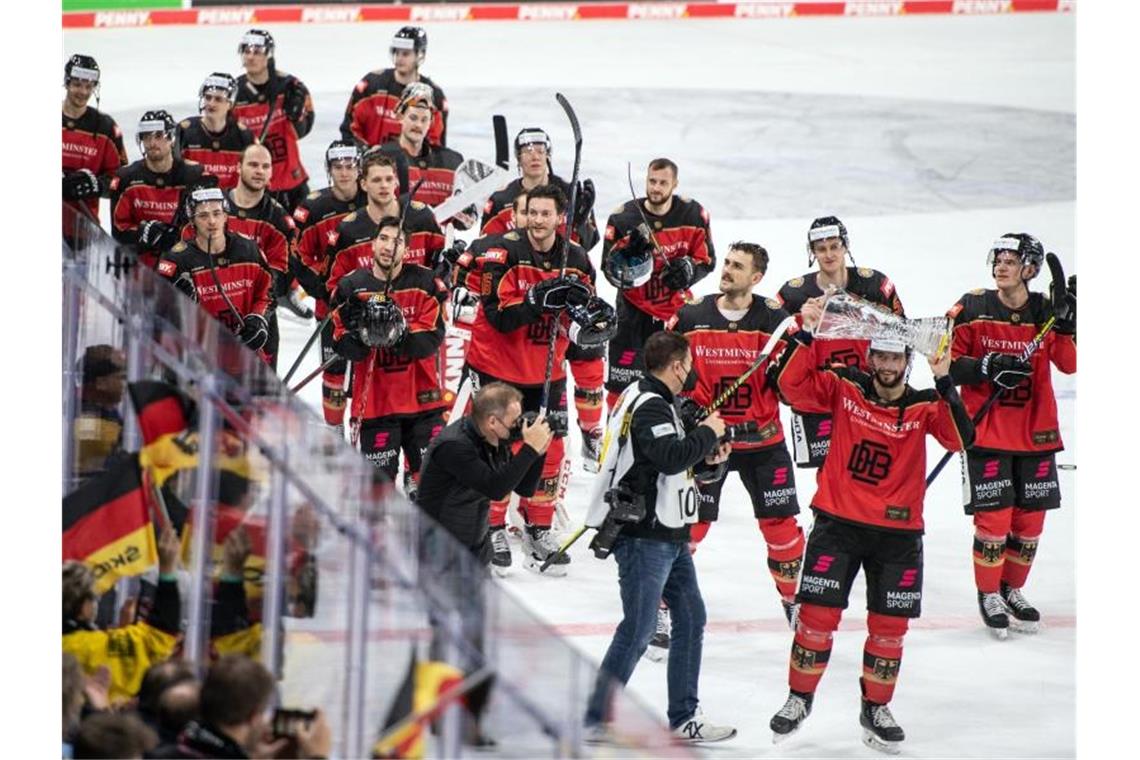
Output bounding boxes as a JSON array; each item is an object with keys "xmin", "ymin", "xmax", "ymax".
[{"xmin": 582, "ymin": 331, "xmax": 736, "ymax": 744}]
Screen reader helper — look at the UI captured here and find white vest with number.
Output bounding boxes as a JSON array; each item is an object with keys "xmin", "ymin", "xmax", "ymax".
[{"xmin": 585, "ymin": 384, "xmax": 700, "ymax": 530}]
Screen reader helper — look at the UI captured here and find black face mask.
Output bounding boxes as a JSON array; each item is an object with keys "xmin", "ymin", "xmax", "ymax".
[
  {"xmin": 505, "ymin": 411, "xmax": 536, "ymax": 443},
  {"xmin": 681, "ymin": 365, "xmax": 698, "ymax": 393}
]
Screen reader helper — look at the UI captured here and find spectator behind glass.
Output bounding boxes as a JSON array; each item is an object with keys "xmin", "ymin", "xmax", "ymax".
[
  {"xmin": 136, "ymin": 660, "xmax": 199, "ymax": 745},
  {"xmin": 63, "ymin": 653, "xmax": 86, "ymax": 752},
  {"xmin": 72, "ymin": 712, "xmax": 158, "ymax": 759},
  {"xmin": 74, "ymin": 344, "xmax": 127, "ymax": 479}
]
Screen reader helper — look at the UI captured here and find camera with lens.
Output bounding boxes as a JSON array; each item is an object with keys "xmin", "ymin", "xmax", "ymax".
[
  {"xmin": 721, "ymin": 420, "xmax": 759, "ymax": 443},
  {"xmin": 589, "ymin": 482, "xmax": 646, "ymax": 559}
]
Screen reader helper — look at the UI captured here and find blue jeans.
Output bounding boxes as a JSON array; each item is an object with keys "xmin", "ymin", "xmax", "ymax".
[{"xmin": 584, "ymin": 535, "xmax": 708, "ymax": 729}]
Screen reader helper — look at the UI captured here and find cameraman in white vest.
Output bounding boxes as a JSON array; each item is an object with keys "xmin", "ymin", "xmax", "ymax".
[{"xmin": 582, "ymin": 331, "xmax": 736, "ymax": 744}]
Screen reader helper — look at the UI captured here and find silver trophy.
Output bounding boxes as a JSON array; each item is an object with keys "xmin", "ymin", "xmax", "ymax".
[{"xmin": 815, "ymin": 290, "xmax": 949, "ymax": 357}]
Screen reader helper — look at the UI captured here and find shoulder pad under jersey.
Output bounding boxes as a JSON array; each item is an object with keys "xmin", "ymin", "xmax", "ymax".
[
  {"xmin": 857, "ymin": 267, "xmax": 874, "ymax": 278},
  {"xmin": 504, "ymin": 231, "xmax": 520, "ymax": 241},
  {"xmin": 171, "ymin": 242, "xmax": 187, "ymax": 253}
]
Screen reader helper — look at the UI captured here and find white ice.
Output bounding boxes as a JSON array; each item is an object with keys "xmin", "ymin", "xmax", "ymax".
[{"xmin": 67, "ymin": 12, "xmax": 1075, "ymax": 757}]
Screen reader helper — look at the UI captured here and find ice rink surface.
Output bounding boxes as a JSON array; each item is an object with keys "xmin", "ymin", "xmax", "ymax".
[{"xmin": 67, "ymin": 11, "xmax": 1075, "ymax": 757}]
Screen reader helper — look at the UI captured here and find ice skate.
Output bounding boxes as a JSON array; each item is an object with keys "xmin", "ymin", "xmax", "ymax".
[
  {"xmin": 781, "ymin": 595, "xmax": 799, "ymax": 630},
  {"xmin": 860, "ymin": 699, "xmax": 904, "ymax": 755},
  {"xmin": 770, "ymin": 690, "xmax": 813, "ymax": 743},
  {"xmin": 1001, "ymin": 582, "xmax": 1041, "ymax": 634},
  {"xmin": 643, "ymin": 605, "xmax": 670, "ymax": 662},
  {"xmin": 277, "ymin": 287, "xmax": 314, "ymax": 320},
  {"xmin": 581, "ymin": 427, "xmax": 603, "ymax": 473},
  {"xmin": 489, "ymin": 526, "xmax": 512, "ymax": 577},
  {"xmin": 978, "ymin": 590, "xmax": 1010, "ymax": 640},
  {"xmin": 523, "ymin": 526, "xmax": 569, "ymax": 576},
  {"xmin": 672, "ymin": 708, "xmax": 737, "ymax": 743}
]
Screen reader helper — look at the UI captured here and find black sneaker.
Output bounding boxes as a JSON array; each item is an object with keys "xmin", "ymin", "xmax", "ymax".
[
  {"xmin": 860, "ymin": 698, "xmax": 904, "ymax": 755},
  {"xmin": 978, "ymin": 590, "xmax": 1010, "ymax": 640},
  {"xmin": 770, "ymin": 690, "xmax": 813, "ymax": 743},
  {"xmin": 1000, "ymin": 581, "xmax": 1041, "ymax": 630}
]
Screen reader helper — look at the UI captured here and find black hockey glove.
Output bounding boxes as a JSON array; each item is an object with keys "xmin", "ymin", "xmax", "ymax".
[
  {"xmin": 173, "ymin": 271, "xmax": 199, "ymax": 303},
  {"xmin": 661, "ymin": 256, "xmax": 696, "ymax": 291},
  {"xmin": 573, "ymin": 178, "xmax": 596, "ymax": 229},
  {"xmin": 63, "ymin": 169, "xmax": 101, "ymax": 201},
  {"xmin": 979, "ymin": 352, "xmax": 1031, "ymax": 389},
  {"xmin": 239, "ymin": 314, "xmax": 269, "ymax": 351},
  {"xmin": 438, "ymin": 239, "xmax": 468, "ymax": 268},
  {"xmin": 282, "ymin": 78, "xmax": 308, "ymax": 123},
  {"xmin": 526, "ymin": 276, "xmax": 592, "ymax": 313},
  {"xmin": 1053, "ymin": 274, "xmax": 1076, "ymax": 336},
  {"xmin": 137, "ymin": 220, "xmax": 181, "ymax": 252}
]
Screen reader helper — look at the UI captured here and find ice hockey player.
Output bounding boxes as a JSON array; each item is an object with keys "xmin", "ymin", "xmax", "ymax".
[
  {"xmin": 339, "ymin": 25, "xmax": 448, "ymax": 150},
  {"xmin": 293, "ymin": 140, "xmax": 367, "ymax": 431},
  {"xmin": 220, "ymin": 143, "xmax": 300, "ymax": 369},
  {"xmin": 601, "ymin": 158, "xmax": 714, "ymax": 411},
  {"xmin": 232, "ymin": 28, "xmax": 314, "ymax": 214},
  {"xmin": 330, "ymin": 216, "xmax": 449, "ymax": 493},
  {"xmin": 325, "ymin": 150, "xmax": 444, "ymax": 301},
  {"xmin": 156, "ymin": 186, "xmax": 273, "ymax": 357},
  {"xmin": 111, "ymin": 110, "xmax": 205, "ymax": 269},
  {"xmin": 671, "ymin": 242, "xmax": 805, "ymax": 628},
  {"xmin": 176, "ymin": 73, "xmax": 254, "ymax": 191},
  {"xmin": 945, "ymin": 234, "xmax": 1076, "ymax": 638},
  {"xmin": 777, "ymin": 216, "xmax": 905, "ymax": 469},
  {"xmin": 376, "ymin": 84, "xmax": 464, "ymax": 214},
  {"xmin": 767, "ymin": 299, "xmax": 973, "ymax": 755},
  {"xmin": 62, "ymin": 54, "xmax": 127, "ymax": 219},
  {"xmin": 464, "ymin": 184, "xmax": 615, "ymax": 575},
  {"xmin": 582, "ymin": 330, "xmax": 736, "ymax": 746},
  {"xmin": 480, "ymin": 130, "xmax": 605, "ymax": 468}
]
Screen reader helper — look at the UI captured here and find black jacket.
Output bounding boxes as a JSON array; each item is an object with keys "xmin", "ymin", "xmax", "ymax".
[
  {"xmin": 148, "ymin": 721, "xmax": 246, "ymax": 759},
  {"xmin": 620, "ymin": 375, "xmax": 718, "ymax": 542},
  {"xmin": 416, "ymin": 417, "xmax": 545, "ymax": 563}
]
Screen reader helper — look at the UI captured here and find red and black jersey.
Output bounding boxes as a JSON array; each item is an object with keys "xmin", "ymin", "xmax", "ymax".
[
  {"xmin": 110, "ymin": 158, "xmax": 205, "ymax": 268},
  {"xmin": 325, "ymin": 200, "xmax": 444, "ymax": 300},
  {"xmin": 155, "ymin": 232, "xmax": 272, "ymax": 334},
  {"xmin": 480, "ymin": 175, "xmax": 600, "ymax": 251},
  {"xmin": 332, "ymin": 265, "xmax": 448, "ymax": 418},
  {"xmin": 224, "ymin": 191, "xmax": 296, "ymax": 284},
  {"xmin": 232, "ymin": 72, "xmax": 314, "ymax": 192},
  {"xmin": 292, "ymin": 188, "xmax": 366, "ymax": 316},
  {"xmin": 602, "ymin": 196, "xmax": 714, "ymax": 321},
  {"xmin": 376, "ymin": 141, "xmax": 463, "ymax": 208},
  {"xmin": 176, "ymin": 117, "xmax": 255, "ymax": 191},
  {"xmin": 774, "ymin": 335, "xmax": 973, "ymax": 533},
  {"xmin": 947, "ymin": 289, "xmax": 1076, "ymax": 454},
  {"xmin": 62, "ymin": 106, "xmax": 127, "ymax": 216},
  {"xmin": 339, "ymin": 69, "xmax": 448, "ymax": 149},
  {"xmin": 671, "ymin": 294, "xmax": 792, "ymax": 450},
  {"xmin": 465, "ymin": 231, "xmax": 595, "ymax": 386},
  {"xmin": 777, "ymin": 267, "xmax": 905, "ymax": 408}
]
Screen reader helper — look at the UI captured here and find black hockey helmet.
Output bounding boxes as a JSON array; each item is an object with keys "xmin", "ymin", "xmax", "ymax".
[
  {"xmin": 238, "ymin": 28, "xmax": 275, "ymax": 57},
  {"xmin": 806, "ymin": 215, "xmax": 852, "ymax": 266},
  {"xmin": 183, "ymin": 183, "xmax": 230, "ymax": 222},
  {"xmin": 514, "ymin": 127, "xmax": 552, "ymax": 156},
  {"xmin": 567, "ymin": 295, "xmax": 618, "ymax": 348},
  {"xmin": 391, "ymin": 26, "xmax": 427, "ymax": 63},
  {"xmin": 360, "ymin": 298, "xmax": 407, "ymax": 348},
  {"xmin": 199, "ymin": 72, "xmax": 237, "ymax": 109},
  {"xmin": 987, "ymin": 233, "xmax": 1044, "ymax": 280},
  {"xmin": 64, "ymin": 54, "xmax": 100, "ymax": 87},
  {"xmin": 136, "ymin": 109, "xmax": 176, "ymax": 149},
  {"xmin": 325, "ymin": 139, "xmax": 361, "ymax": 171}
]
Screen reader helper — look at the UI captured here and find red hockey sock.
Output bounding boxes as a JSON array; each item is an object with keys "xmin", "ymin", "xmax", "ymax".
[
  {"xmin": 690, "ymin": 521, "xmax": 712, "ymax": 546},
  {"xmin": 488, "ymin": 498, "xmax": 509, "ymax": 528},
  {"xmin": 570, "ymin": 358, "xmax": 605, "ymax": 431},
  {"xmin": 759, "ymin": 517, "xmax": 805, "ymax": 599},
  {"xmin": 321, "ymin": 373, "xmax": 347, "ymax": 426},
  {"xmin": 1001, "ymin": 509, "xmax": 1045, "ymax": 588},
  {"xmin": 787, "ymin": 604, "xmax": 841, "ymax": 695},
  {"xmin": 861, "ymin": 613, "xmax": 908, "ymax": 704},
  {"xmin": 972, "ymin": 508, "xmax": 1013, "ymax": 593},
  {"xmin": 605, "ymin": 390, "xmax": 623, "ymax": 417},
  {"xmin": 520, "ymin": 437, "xmax": 564, "ymax": 528}
]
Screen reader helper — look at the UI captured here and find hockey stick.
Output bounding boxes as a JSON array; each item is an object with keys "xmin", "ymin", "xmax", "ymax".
[
  {"xmin": 493, "ymin": 114, "xmax": 509, "ymax": 170},
  {"xmin": 624, "ymin": 162, "xmax": 667, "ymax": 267},
  {"xmin": 539, "ymin": 93, "xmax": 582, "ymax": 415},
  {"xmin": 925, "ymin": 313, "xmax": 1057, "ymax": 486},
  {"xmin": 281, "ymin": 307, "xmax": 339, "ymax": 385},
  {"xmin": 204, "ymin": 234, "xmax": 247, "ymax": 333},
  {"xmin": 257, "ymin": 55, "xmax": 278, "ymax": 143},
  {"xmin": 289, "ymin": 355, "xmax": 339, "ymax": 394}
]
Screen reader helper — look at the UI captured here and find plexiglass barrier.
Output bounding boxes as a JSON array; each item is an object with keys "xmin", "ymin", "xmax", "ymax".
[{"xmin": 62, "ymin": 203, "xmax": 688, "ymax": 758}]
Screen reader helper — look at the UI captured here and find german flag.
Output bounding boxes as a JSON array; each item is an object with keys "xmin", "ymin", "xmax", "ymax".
[
  {"xmin": 62, "ymin": 453, "xmax": 158, "ymax": 595},
  {"xmin": 128, "ymin": 380, "xmax": 195, "ymax": 445},
  {"xmin": 372, "ymin": 651, "xmax": 464, "ymax": 759}
]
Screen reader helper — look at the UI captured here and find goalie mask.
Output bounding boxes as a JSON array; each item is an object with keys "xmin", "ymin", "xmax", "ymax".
[
  {"xmin": 567, "ymin": 296, "xmax": 618, "ymax": 348},
  {"xmin": 987, "ymin": 233, "xmax": 1043, "ymax": 281},
  {"xmin": 359, "ymin": 298, "xmax": 407, "ymax": 348},
  {"xmin": 396, "ymin": 81, "xmax": 435, "ymax": 114}
]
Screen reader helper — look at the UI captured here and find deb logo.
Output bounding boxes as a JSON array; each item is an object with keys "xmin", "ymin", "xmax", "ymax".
[
  {"xmin": 898, "ymin": 568, "xmax": 918, "ymax": 588},
  {"xmin": 772, "ymin": 467, "xmax": 788, "ymax": 487},
  {"xmin": 817, "ymin": 419, "xmax": 832, "ymax": 437},
  {"xmin": 1034, "ymin": 461, "xmax": 1051, "ymax": 479},
  {"xmin": 982, "ymin": 459, "xmax": 1000, "ymax": 479},
  {"xmin": 618, "ymin": 350, "xmax": 637, "ymax": 367},
  {"xmin": 811, "ymin": 555, "xmax": 834, "ymax": 574},
  {"xmin": 372, "ymin": 432, "xmax": 390, "ymax": 449}
]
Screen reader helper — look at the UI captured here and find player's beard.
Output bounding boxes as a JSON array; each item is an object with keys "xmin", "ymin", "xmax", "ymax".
[{"xmin": 874, "ymin": 367, "xmax": 904, "ymax": 389}]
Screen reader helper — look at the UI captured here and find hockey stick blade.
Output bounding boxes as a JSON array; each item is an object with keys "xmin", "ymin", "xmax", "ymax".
[
  {"xmin": 540, "ymin": 525, "xmax": 588, "ymax": 572},
  {"xmin": 431, "ymin": 165, "xmax": 509, "ymax": 223},
  {"xmin": 493, "ymin": 114, "xmax": 509, "ymax": 170}
]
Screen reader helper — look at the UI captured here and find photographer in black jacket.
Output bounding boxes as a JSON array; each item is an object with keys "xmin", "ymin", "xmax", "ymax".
[{"xmin": 582, "ymin": 330, "xmax": 737, "ymax": 744}]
